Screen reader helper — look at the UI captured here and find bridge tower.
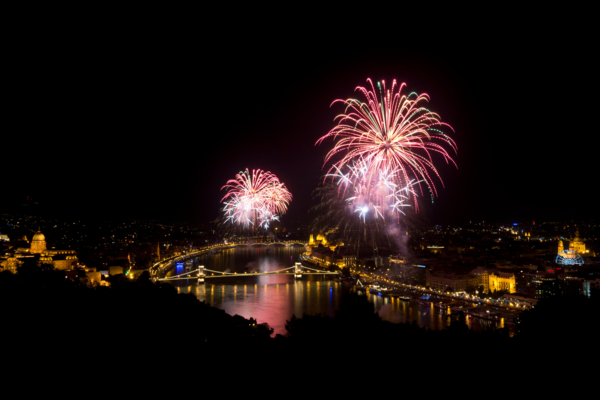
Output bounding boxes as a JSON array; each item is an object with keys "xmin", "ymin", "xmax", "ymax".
[
  {"xmin": 198, "ymin": 265, "xmax": 205, "ymax": 284},
  {"xmin": 294, "ymin": 262, "xmax": 303, "ymax": 279}
]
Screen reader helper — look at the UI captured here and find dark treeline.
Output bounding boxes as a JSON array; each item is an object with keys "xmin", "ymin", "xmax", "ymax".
[{"xmin": 1, "ymin": 266, "xmax": 596, "ymax": 399}]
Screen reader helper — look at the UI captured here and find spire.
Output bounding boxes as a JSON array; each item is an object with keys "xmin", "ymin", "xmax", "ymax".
[{"xmin": 558, "ymin": 239, "xmax": 564, "ymax": 255}]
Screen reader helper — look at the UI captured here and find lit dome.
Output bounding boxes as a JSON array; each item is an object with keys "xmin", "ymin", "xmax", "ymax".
[{"xmin": 32, "ymin": 231, "xmax": 45, "ymax": 242}]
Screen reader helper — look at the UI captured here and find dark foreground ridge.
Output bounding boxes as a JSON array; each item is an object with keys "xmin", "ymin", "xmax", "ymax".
[{"xmin": 1, "ymin": 265, "xmax": 596, "ymax": 399}]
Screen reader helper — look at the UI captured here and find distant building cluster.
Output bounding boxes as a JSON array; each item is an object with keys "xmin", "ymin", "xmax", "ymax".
[
  {"xmin": 304, "ymin": 221, "xmax": 600, "ymax": 306},
  {"xmin": 0, "ymin": 230, "xmax": 79, "ymax": 273},
  {"xmin": 426, "ymin": 267, "xmax": 515, "ymax": 293}
]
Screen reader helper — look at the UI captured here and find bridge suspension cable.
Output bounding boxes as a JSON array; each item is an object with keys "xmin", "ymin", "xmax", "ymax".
[{"xmin": 157, "ymin": 263, "xmax": 339, "ymax": 282}]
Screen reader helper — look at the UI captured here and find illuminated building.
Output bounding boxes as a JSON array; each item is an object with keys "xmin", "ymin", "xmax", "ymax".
[
  {"xmin": 30, "ymin": 230, "xmax": 47, "ymax": 254},
  {"xmin": 472, "ymin": 267, "xmax": 516, "ymax": 294},
  {"xmin": 307, "ymin": 233, "xmax": 339, "ymax": 253},
  {"xmin": 472, "ymin": 268, "xmax": 490, "ymax": 292},
  {"xmin": 569, "ymin": 230, "xmax": 587, "ymax": 254},
  {"xmin": 0, "ymin": 230, "xmax": 78, "ymax": 272},
  {"xmin": 558, "ymin": 239, "xmax": 564, "ymax": 254},
  {"xmin": 38, "ymin": 249, "xmax": 78, "ymax": 270},
  {"xmin": 426, "ymin": 270, "xmax": 479, "ymax": 292},
  {"xmin": 2, "ymin": 255, "xmax": 22, "ymax": 273},
  {"xmin": 343, "ymin": 253, "xmax": 357, "ymax": 268},
  {"xmin": 488, "ymin": 272, "xmax": 516, "ymax": 293},
  {"xmin": 309, "ymin": 244, "xmax": 343, "ymax": 267}
]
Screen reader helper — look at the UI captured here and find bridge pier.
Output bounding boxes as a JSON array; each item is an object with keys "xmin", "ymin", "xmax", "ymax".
[
  {"xmin": 294, "ymin": 262, "xmax": 303, "ymax": 279},
  {"xmin": 198, "ymin": 265, "xmax": 205, "ymax": 284}
]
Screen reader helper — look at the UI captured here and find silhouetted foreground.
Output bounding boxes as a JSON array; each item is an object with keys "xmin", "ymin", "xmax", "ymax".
[{"xmin": 1, "ymin": 265, "xmax": 596, "ymax": 399}]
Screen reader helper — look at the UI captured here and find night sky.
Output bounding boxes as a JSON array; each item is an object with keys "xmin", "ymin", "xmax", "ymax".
[{"xmin": 3, "ymin": 4, "xmax": 598, "ymax": 225}]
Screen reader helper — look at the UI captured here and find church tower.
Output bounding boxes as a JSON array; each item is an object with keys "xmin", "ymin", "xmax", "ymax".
[{"xmin": 558, "ymin": 239, "xmax": 564, "ymax": 254}]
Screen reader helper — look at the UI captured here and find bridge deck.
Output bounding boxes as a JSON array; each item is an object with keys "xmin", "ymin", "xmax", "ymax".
[{"xmin": 159, "ymin": 271, "xmax": 339, "ymax": 281}]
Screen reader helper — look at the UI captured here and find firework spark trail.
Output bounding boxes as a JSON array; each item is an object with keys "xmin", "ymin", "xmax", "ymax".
[
  {"xmin": 317, "ymin": 78, "xmax": 457, "ymax": 220},
  {"xmin": 221, "ymin": 168, "xmax": 292, "ymax": 229},
  {"xmin": 327, "ymin": 158, "xmax": 421, "ymax": 223}
]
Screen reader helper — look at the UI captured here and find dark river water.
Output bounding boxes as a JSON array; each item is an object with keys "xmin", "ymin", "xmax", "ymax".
[{"xmin": 167, "ymin": 246, "xmax": 501, "ymax": 335}]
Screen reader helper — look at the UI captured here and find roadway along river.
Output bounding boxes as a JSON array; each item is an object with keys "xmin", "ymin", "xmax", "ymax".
[{"xmin": 166, "ymin": 246, "xmax": 501, "ymax": 335}]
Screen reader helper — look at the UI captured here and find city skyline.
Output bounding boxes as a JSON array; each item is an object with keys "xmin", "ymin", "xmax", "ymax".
[{"xmin": 1, "ymin": 4, "xmax": 598, "ymax": 399}]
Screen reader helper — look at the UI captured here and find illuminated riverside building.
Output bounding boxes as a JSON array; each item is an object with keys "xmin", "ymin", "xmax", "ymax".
[
  {"xmin": 426, "ymin": 269, "xmax": 479, "ymax": 292},
  {"xmin": 308, "ymin": 233, "xmax": 341, "ymax": 251},
  {"xmin": 307, "ymin": 233, "xmax": 327, "ymax": 250},
  {"xmin": 427, "ymin": 266, "xmax": 517, "ymax": 294},
  {"xmin": 309, "ymin": 245, "xmax": 343, "ymax": 267},
  {"xmin": 343, "ymin": 253, "xmax": 357, "ymax": 268},
  {"xmin": 489, "ymin": 272, "xmax": 516, "ymax": 293},
  {"xmin": 470, "ymin": 267, "xmax": 516, "ymax": 294},
  {"xmin": 0, "ymin": 230, "xmax": 78, "ymax": 272}
]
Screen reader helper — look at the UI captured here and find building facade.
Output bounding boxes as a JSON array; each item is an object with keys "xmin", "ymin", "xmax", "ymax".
[
  {"xmin": 471, "ymin": 267, "xmax": 516, "ymax": 294},
  {"xmin": 569, "ymin": 230, "xmax": 587, "ymax": 254},
  {"xmin": 30, "ymin": 231, "xmax": 47, "ymax": 254},
  {"xmin": 0, "ymin": 230, "xmax": 78, "ymax": 272},
  {"xmin": 427, "ymin": 270, "xmax": 479, "ymax": 292}
]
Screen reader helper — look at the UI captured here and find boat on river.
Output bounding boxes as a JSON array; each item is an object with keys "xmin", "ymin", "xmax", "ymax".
[{"xmin": 369, "ymin": 284, "xmax": 392, "ymax": 296}]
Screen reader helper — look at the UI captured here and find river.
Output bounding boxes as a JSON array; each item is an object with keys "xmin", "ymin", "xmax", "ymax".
[{"xmin": 168, "ymin": 246, "xmax": 502, "ymax": 335}]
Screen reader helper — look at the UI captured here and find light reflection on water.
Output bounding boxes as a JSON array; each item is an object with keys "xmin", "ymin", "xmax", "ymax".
[
  {"xmin": 169, "ymin": 247, "xmax": 502, "ymax": 335},
  {"xmin": 368, "ymin": 294, "xmax": 451, "ymax": 331}
]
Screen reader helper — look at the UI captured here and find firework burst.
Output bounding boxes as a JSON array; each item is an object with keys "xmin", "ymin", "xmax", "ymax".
[
  {"xmin": 317, "ymin": 78, "xmax": 457, "ymax": 220},
  {"xmin": 221, "ymin": 168, "xmax": 292, "ymax": 229}
]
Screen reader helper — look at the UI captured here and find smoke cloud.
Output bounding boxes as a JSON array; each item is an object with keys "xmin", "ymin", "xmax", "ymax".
[{"xmin": 386, "ymin": 222, "xmax": 410, "ymax": 260}]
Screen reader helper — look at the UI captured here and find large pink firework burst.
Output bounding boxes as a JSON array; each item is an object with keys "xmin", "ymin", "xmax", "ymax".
[
  {"xmin": 221, "ymin": 168, "xmax": 292, "ymax": 229},
  {"xmin": 316, "ymin": 78, "xmax": 457, "ymax": 218}
]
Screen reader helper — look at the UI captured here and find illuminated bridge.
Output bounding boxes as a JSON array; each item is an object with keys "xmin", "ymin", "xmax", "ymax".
[
  {"xmin": 158, "ymin": 262, "xmax": 339, "ymax": 283},
  {"xmin": 229, "ymin": 241, "xmax": 307, "ymax": 246},
  {"xmin": 149, "ymin": 241, "xmax": 308, "ymax": 278}
]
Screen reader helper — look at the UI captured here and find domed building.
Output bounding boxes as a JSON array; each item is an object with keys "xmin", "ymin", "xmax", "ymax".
[
  {"xmin": 31, "ymin": 231, "xmax": 47, "ymax": 254},
  {"xmin": 0, "ymin": 230, "xmax": 78, "ymax": 273},
  {"xmin": 569, "ymin": 230, "xmax": 587, "ymax": 254},
  {"xmin": 307, "ymin": 232, "xmax": 343, "ymax": 254}
]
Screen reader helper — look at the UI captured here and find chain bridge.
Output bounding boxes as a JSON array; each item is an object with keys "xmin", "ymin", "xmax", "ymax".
[
  {"xmin": 149, "ymin": 241, "xmax": 308, "ymax": 278},
  {"xmin": 158, "ymin": 262, "xmax": 339, "ymax": 283}
]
